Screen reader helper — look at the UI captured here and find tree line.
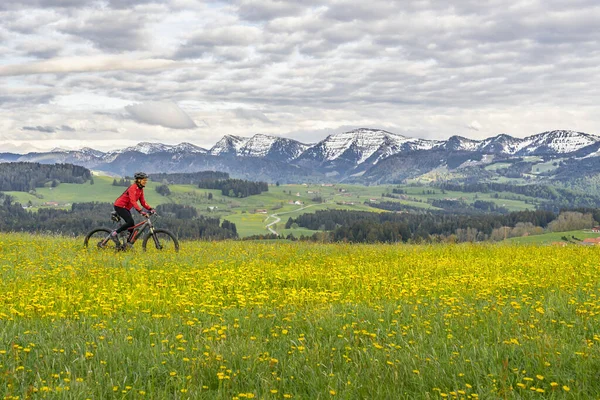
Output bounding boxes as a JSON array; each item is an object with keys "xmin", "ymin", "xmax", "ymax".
[
  {"xmin": 0, "ymin": 162, "xmax": 91, "ymax": 191},
  {"xmin": 434, "ymin": 182, "xmax": 600, "ymax": 210},
  {"xmin": 149, "ymin": 171, "xmax": 229, "ymax": 184},
  {"xmin": 112, "ymin": 178, "xmax": 132, "ymax": 187},
  {"xmin": 286, "ymin": 209, "xmax": 558, "ymax": 243},
  {"xmin": 198, "ymin": 179, "xmax": 269, "ymax": 198},
  {"xmin": 0, "ymin": 199, "xmax": 237, "ymax": 240},
  {"xmin": 369, "ymin": 199, "xmax": 509, "ymax": 215},
  {"xmin": 147, "ymin": 171, "xmax": 267, "ymax": 198}
]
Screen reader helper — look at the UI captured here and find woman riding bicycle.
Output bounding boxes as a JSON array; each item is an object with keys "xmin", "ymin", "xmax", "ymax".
[{"xmin": 109, "ymin": 172, "xmax": 155, "ymax": 247}]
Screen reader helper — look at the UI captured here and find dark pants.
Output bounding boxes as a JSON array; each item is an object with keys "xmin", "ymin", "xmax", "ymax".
[{"xmin": 114, "ymin": 206, "xmax": 135, "ymax": 234}]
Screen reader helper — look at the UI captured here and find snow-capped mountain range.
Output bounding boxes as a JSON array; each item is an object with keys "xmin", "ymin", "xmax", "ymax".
[
  {"xmin": 115, "ymin": 129, "xmax": 600, "ymax": 160},
  {"xmin": 2, "ymin": 128, "xmax": 600, "ymax": 182}
]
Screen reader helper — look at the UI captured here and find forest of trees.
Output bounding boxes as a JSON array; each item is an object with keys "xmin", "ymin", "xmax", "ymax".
[
  {"xmin": 149, "ymin": 171, "xmax": 229, "ymax": 184},
  {"xmin": 435, "ymin": 182, "xmax": 600, "ymax": 210},
  {"xmin": 366, "ymin": 201, "xmax": 427, "ymax": 213},
  {"xmin": 112, "ymin": 178, "xmax": 132, "ymax": 187},
  {"xmin": 286, "ymin": 209, "xmax": 559, "ymax": 243},
  {"xmin": 198, "ymin": 179, "xmax": 269, "ymax": 198},
  {"xmin": 0, "ymin": 162, "xmax": 92, "ymax": 191},
  {"xmin": 147, "ymin": 171, "xmax": 267, "ymax": 198},
  {"xmin": 0, "ymin": 199, "xmax": 237, "ymax": 240},
  {"xmin": 369, "ymin": 199, "xmax": 509, "ymax": 215}
]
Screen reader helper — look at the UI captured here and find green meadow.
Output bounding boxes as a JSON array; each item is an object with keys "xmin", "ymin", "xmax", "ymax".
[{"xmin": 4, "ymin": 176, "xmax": 544, "ymax": 238}]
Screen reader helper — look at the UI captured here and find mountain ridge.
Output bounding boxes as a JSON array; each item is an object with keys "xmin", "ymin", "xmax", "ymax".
[{"xmin": 3, "ymin": 128, "xmax": 600, "ymax": 184}]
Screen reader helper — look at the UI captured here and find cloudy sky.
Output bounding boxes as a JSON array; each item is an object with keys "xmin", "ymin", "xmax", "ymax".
[{"xmin": 1, "ymin": 0, "xmax": 600, "ymax": 152}]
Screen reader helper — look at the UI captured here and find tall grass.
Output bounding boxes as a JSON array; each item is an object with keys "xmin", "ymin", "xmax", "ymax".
[{"xmin": 0, "ymin": 233, "xmax": 597, "ymax": 398}]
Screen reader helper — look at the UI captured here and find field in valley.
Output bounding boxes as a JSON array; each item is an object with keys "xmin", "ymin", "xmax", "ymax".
[
  {"xmin": 1, "ymin": 234, "xmax": 599, "ymax": 398},
  {"xmin": 4, "ymin": 176, "xmax": 541, "ymax": 238}
]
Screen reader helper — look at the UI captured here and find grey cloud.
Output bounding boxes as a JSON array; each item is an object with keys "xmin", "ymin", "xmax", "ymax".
[
  {"xmin": 3, "ymin": 10, "xmax": 61, "ymax": 34},
  {"xmin": 265, "ymin": 12, "xmax": 325, "ymax": 33},
  {"xmin": 321, "ymin": 25, "xmax": 365, "ymax": 45},
  {"xmin": 21, "ymin": 125, "xmax": 76, "ymax": 133},
  {"xmin": 0, "ymin": 0, "xmax": 83, "ymax": 10},
  {"xmin": 236, "ymin": 0, "xmax": 307, "ymax": 21},
  {"xmin": 59, "ymin": 9, "xmax": 150, "ymax": 52},
  {"xmin": 175, "ymin": 26, "xmax": 261, "ymax": 59},
  {"xmin": 22, "ymin": 125, "xmax": 55, "ymax": 133},
  {"xmin": 17, "ymin": 40, "xmax": 63, "ymax": 59},
  {"xmin": 0, "ymin": 93, "xmax": 54, "ymax": 107},
  {"xmin": 107, "ymin": 0, "xmax": 159, "ymax": 9},
  {"xmin": 233, "ymin": 108, "xmax": 272, "ymax": 123},
  {"xmin": 178, "ymin": 46, "xmax": 251, "ymax": 62},
  {"xmin": 323, "ymin": 2, "xmax": 399, "ymax": 22},
  {"xmin": 297, "ymin": 39, "xmax": 337, "ymax": 57},
  {"xmin": 125, "ymin": 101, "xmax": 197, "ymax": 129}
]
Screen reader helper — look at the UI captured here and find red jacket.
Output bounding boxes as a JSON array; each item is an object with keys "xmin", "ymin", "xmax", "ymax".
[{"xmin": 114, "ymin": 184, "xmax": 151, "ymax": 212}]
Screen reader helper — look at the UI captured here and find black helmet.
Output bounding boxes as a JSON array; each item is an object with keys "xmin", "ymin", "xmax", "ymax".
[{"xmin": 134, "ymin": 172, "xmax": 148, "ymax": 180}]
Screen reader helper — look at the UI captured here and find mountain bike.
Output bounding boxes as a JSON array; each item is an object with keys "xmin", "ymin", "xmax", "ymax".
[{"xmin": 83, "ymin": 211, "xmax": 179, "ymax": 252}]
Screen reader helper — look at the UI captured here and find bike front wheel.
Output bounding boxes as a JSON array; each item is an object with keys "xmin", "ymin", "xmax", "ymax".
[
  {"xmin": 142, "ymin": 229, "xmax": 179, "ymax": 252},
  {"xmin": 83, "ymin": 228, "xmax": 119, "ymax": 250}
]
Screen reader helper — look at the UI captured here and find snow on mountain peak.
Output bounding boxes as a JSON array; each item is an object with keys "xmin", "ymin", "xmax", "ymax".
[
  {"xmin": 121, "ymin": 142, "xmax": 169, "ymax": 154},
  {"xmin": 236, "ymin": 134, "xmax": 310, "ymax": 159},
  {"xmin": 442, "ymin": 136, "xmax": 481, "ymax": 151},
  {"xmin": 80, "ymin": 147, "xmax": 106, "ymax": 157},
  {"xmin": 209, "ymin": 135, "xmax": 249, "ymax": 155},
  {"xmin": 522, "ymin": 130, "xmax": 600, "ymax": 154},
  {"xmin": 117, "ymin": 142, "xmax": 207, "ymax": 155},
  {"xmin": 169, "ymin": 142, "xmax": 207, "ymax": 153},
  {"xmin": 320, "ymin": 128, "xmax": 414, "ymax": 163},
  {"xmin": 478, "ymin": 134, "xmax": 529, "ymax": 154},
  {"xmin": 238, "ymin": 134, "xmax": 279, "ymax": 157}
]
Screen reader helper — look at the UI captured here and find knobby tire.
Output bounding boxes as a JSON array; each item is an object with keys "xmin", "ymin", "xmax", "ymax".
[
  {"xmin": 83, "ymin": 227, "xmax": 119, "ymax": 250},
  {"xmin": 142, "ymin": 229, "xmax": 179, "ymax": 252}
]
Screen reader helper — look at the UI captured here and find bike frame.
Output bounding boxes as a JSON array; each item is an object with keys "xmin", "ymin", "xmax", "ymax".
[{"xmin": 125, "ymin": 216, "xmax": 156, "ymax": 244}]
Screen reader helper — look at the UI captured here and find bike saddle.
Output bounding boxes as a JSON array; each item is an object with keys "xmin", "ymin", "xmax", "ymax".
[{"xmin": 111, "ymin": 211, "xmax": 121, "ymax": 222}]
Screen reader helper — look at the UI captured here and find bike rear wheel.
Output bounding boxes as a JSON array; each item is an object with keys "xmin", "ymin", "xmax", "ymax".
[
  {"xmin": 84, "ymin": 228, "xmax": 120, "ymax": 250},
  {"xmin": 142, "ymin": 229, "xmax": 179, "ymax": 252}
]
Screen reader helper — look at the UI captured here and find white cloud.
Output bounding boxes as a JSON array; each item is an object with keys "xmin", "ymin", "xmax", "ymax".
[
  {"xmin": 467, "ymin": 121, "xmax": 482, "ymax": 131},
  {"xmin": 125, "ymin": 101, "xmax": 197, "ymax": 129}
]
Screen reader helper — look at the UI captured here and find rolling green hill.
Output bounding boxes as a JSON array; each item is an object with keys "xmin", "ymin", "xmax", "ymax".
[
  {"xmin": 0, "ymin": 176, "xmax": 564, "ymax": 238},
  {"xmin": 505, "ymin": 229, "xmax": 600, "ymax": 245}
]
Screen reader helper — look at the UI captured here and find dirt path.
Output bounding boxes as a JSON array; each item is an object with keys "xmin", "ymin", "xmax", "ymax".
[{"xmin": 265, "ymin": 204, "xmax": 317, "ymax": 235}]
